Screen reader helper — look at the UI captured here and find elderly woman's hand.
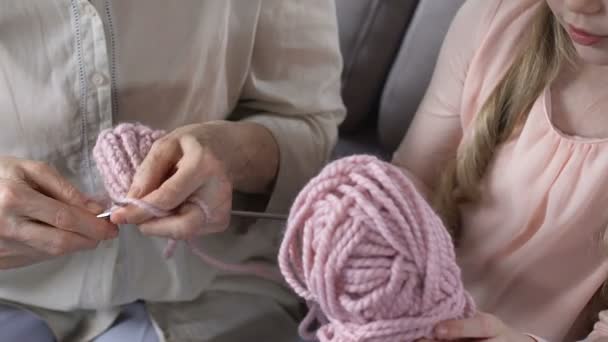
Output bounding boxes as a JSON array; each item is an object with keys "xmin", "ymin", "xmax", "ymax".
[
  {"xmin": 0, "ymin": 157, "xmax": 117, "ymax": 269},
  {"xmin": 111, "ymin": 121, "xmax": 279, "ymax": 240}
]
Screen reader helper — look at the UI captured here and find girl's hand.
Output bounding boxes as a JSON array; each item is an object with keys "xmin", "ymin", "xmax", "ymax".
[
  {"xmin": 111, "ymin": 121, "xmax": 279, "ymax": 240},
  {"xmin": 419, "ymin": 312, "xmax": 537, "ymax": 342}
]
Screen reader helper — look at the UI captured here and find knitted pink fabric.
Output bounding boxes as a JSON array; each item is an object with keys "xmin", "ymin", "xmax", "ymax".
[
  {"xmin": 93, "ymin": 122, "xmax": 281, "ymax": 282},
  {"xmin": 278, "ymin": 155, "xmax": 475, "ymax": 342},
  {"xmin": 93, "ymin": 123, "xmax": 165, "ymax": 205}
]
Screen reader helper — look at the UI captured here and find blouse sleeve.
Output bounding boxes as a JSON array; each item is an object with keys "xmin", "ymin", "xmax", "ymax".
[
  {"xmin": 231, "ymin": 0, "xmax": 346, "ymax": 213},
  {"xmin": 391, "ymin": 0, "xmax": 502, "ymax": 195}
]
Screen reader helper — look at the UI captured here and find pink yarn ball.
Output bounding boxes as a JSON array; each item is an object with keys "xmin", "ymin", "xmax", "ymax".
[{"xmin": 279, "ymin": 155, "xmax": 475, "ymax": 342}]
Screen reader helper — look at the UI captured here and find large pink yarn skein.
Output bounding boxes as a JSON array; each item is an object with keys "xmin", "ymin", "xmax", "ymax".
[{"xmin": 279, "ymin": 155, "xmax": 475, "ymax": 342}]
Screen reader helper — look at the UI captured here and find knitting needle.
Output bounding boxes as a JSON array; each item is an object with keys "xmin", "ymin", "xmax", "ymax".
[
  {"xmin": 96, "ymin": 211, "xmax": 113, "ymax": 219},
  {"xmin": 96, "ymin": 209, "xmax": 288, "ymax": 221},
  {"xmin": 230, "ymin": 210, "xmax": 288, "ymax": 221}
]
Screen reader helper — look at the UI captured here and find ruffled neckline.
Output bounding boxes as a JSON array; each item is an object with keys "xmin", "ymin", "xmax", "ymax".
[{"xmin": 543, "ymin": 86, "xmax": 608, "ymax": 145}]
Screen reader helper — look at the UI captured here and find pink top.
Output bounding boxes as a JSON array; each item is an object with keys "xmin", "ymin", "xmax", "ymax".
[{"xmin": 393, "ymin": 0, "xmax": 608, "ymax": 340}]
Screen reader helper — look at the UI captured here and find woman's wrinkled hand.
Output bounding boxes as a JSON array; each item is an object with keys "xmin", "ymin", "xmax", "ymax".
[
  {"xmin": 112, "ymin": 120, "xmax": 279, "ymax": 240},
  {"xmin": 0, "ymin": 157, "xmax": 118, "ymax": 269},
  {"xmin": 111, "ymin": 122, "xmax": 266, "ymax": 240}
]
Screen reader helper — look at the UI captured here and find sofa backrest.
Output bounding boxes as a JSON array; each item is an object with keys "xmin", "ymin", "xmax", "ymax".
[
  {"xmin": 336, "ymin": 0, "xmax": 419, "ymax": 132},
  {"xmin": 377, "ymin": 0, "xmax": 465, "ymax": 151}
]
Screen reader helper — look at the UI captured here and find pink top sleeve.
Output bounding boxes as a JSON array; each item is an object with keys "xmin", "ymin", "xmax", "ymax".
[{"xmin": 391, "ymin": 0, "xmax": 501, "ymax": 192}]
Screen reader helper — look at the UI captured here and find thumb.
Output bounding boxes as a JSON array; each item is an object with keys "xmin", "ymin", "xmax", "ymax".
[{"xmin": 127, "ymin": 140, "xmax": 180, "ymax": 199}]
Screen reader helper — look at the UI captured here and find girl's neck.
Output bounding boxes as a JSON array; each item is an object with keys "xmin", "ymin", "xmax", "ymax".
[
  {"xmin": 569, "ymin": 58, "xmax": 608, "ymax": 88},
  {"xmin": 549, "ymin": 59, "xmax": 608, "ymax": 140}
]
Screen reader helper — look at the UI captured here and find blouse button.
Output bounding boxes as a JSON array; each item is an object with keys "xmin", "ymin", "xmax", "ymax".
[
  {"xmin": 92, "ymin": 73, "xmax": 106, "ymax": 86},
  {"xmin": 83, "ymin": 3, "xmax": 97, "ymax": 17}
]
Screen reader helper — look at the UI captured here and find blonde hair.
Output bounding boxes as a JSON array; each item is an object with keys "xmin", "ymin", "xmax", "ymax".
[
  {"xmin": 432, "ymin": 3, "xmax": 608, "ymax": 333},
  {"xmin": 433, "ymin": 3, "xmax": 574, "ymax": 237}
]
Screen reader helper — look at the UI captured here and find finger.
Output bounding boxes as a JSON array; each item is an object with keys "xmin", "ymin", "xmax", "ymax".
[
  {"xmin": 137, "ymin": 181, "xmax": 231, "ymax": 239},
  {"xmin": 115, "ymin": 136, "xmax": 215, "ymax": 224},
  {"xmin": 144, "ymin": 135, "xmax": 212, "ymax": 208},
  {"xmin": 138, "ymin": 202, "xmax": 218, "ymax": 240},
  {"xmin": 22, "ymin": 187, "xmax": 118, "ymax": 240},
  {"xmin": 126, "ymin": 137, "xmax": 181, "ymax": 199},
  {"xmin": 3, "ymin": 220, "xmax": 100, "ymax": 257},
  {"xmin": 21, "ymin": 161, "xmax": 103, "ymax": 213},
  {"xmin": 435, "ymin": 313, "xmax": 503, "ymax": 340},
  {"xmin": 0, "ymin": 254, "xmax": 47, "ymax": 269},
  {"xmin": 0, "ymin": 238, "xmax": 40, "ymax": 260}
]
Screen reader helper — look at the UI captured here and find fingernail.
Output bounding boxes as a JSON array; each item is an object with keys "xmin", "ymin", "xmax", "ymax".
[
  {"xmin": 110, "ymin": 216, "xmax": 125, "ymax": 225},
  {"xmin": 110, "ymin": 211, "xmax": 127, "ymax": 225},
  {"xmin": 107, "ymin": 229, "xmax": 119, "ymax": 239},
  {"xmin": 435, "ymin": 327, "xmax": 448, "ymax": 338},
  {"xmin": 86, "ymin": 200, "xmax": 104, "ymax": 213}
]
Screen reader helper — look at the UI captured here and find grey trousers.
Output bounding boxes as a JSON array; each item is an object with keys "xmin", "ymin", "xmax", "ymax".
[
  {"xmin": 0, "ymin": 302, "xmax": 158, "ymax": 342},
  {"xmin": 0, "ymin": 291, "xmax": 302, "ymax": 342}
]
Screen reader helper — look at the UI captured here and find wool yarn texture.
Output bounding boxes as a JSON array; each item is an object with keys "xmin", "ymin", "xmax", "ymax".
[
  {"xmin": 278, "ymin": 155, "xmax": 475, "ymax": 342},
  {"xmin": 92, "ymin": 122, "xmax": 281, "ymax": 282}
]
